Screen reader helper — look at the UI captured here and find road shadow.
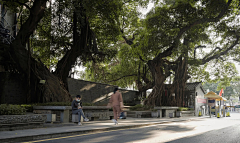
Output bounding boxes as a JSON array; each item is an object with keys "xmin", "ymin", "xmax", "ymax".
[
  {"xmin": 37, "ymin": 123, "xmax": 196, "ymax": 143},
  {"xmin": 166, "ymin": 124, "xmax": 240, "ymax": 143}
]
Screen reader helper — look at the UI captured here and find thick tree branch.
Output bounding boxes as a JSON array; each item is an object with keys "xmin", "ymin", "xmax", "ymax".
[
  {"xmin": 202, "ymin": 47, "xmax": 222, "ymax": 61},
  {"xmin": 201, "ymin": 35, "xmax": 239, "ymax": 64},
  {"xmin": 10, "ymin": 0, "xmax": 48, "ymax": 72},
  {"xmin": 188, "ymin": 34, "xmax": 239, "ymax": 65},
  {"xmin": 155, "ymin": 0, "xmax": 232, "ymax": 60},
  {"xmin": 194, "ymin": 45, "xmax": 206, "ymax": 59},
  {"xmin": 136, "ymin": 80, "xmax": 155, "ymax": 92}
]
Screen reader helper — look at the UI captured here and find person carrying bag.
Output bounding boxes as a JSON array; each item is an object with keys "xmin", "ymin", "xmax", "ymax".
[{"xmin": 107, "ymin": 87, "xmax": 124, "ymax": 125}]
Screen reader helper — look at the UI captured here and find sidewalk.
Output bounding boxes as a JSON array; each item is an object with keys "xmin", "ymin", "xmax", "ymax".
[{"xmin": 0, "ymin": 116, "xmax": 207, "ymax": 143}]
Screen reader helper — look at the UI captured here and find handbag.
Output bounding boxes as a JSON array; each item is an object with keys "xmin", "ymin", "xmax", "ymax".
[{"xmin": 119, "ymin": 112, "xmax": 126, "ymax": 119}]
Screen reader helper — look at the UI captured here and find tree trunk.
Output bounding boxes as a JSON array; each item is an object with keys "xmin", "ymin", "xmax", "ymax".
[
  {"xmin": 144, "ymin": 56, "xmax": 189, "ymax": 107},
  {"xmin": 168, "ymin": 57, "xmax": 189, "ymax": 107},
  {"xmin": 8, "ymin": 0, "xmax": 72, "ymax": 103},
  {"xmin": 144, "ymin": 59, "xmax": 169, "ymax": 106}
]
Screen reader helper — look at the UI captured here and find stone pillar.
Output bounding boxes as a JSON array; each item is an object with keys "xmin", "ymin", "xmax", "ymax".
[
  {"xmin": 60, "ymin": 109, "xmax": 69, "ymax": 123},
  {"xmin": 157, "ymin": 110, "xmax": 162, "ymax": 118},
  {"xmin": 223, "ymin": 108, "xmax": 226, "ymax": 117}
]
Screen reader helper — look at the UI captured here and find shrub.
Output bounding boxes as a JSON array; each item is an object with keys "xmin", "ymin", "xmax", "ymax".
[
  {"xmin": 177, "ymin": 107, "xmax": 192, "ymax": 111},
  {"xmin": 21, "ymin": 104, "xmax": 33, "ymax": 112},
  {"xmin": 82, "ymin": 103, "xmax": 94, "ymax": 106},
  {"xmin": 0, "ymin": 104, "xmax": 26, "ymax": 115},
  {"xmin": 124, "ymin": 103, "xmax": 136, "ymax": 106},
  {"xmin": 189, "ymin": 108, "xmax": 194, "ymax": 111},
  {"xmin": 129, "ymin": 104, "xmax": 152, "ymax": 111},
  {"xmin": 35, "ymin": 102, "xmax": 72, "ymax": 106},
  {"xmin": 33, "ymin": 102, "xmax": 94, "ymax": 106}
]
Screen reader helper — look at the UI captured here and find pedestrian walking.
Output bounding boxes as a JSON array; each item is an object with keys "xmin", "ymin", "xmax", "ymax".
[
  {"xmin": 108, "ymin": 87, "xmax": 124, "ymax": 125},
  {"xmin": 72, "ymin": 95, "xmax": 89, "ymax": 125}
]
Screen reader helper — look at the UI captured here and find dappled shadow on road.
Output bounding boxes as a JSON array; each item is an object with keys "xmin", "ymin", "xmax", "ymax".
[
  {"xmin": 166, "ymin": 123, "xmax": 240, "ymax": 143},
  {"xmin": 155, "ymin": 124, "xmax": 195, "ymax": 132},
  {"xmin": 38, "ymin": 123, "xmax": 196, "ymax": 143}
]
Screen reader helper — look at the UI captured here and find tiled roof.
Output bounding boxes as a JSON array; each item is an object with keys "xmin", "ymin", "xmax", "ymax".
[
  {"xmin": 186, "ymin": 82, "xmax": 206, "ymax": 94},
  {"xmin": 185, "ymin": 82, "xmax": 202, "ymax": 91}
]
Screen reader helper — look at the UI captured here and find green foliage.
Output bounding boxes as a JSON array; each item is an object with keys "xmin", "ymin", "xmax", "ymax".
[
  {"xmin": 35, "ymin": 102, "xmax": 72, "ymax": 106},
  {"xmin": 177, "ymin": 107, "xmax": 190, "ymax": 111},
  {"xmin": 129, "ymin": 104, "xmax": 152, "ymax": 111},
  {"xmin": 82, "ymin": 103, "xmax": 95, "ymax": 106},
  {"xmin": 4, "ymin": 0, "xmax": 240, "ymax": 99},
  {"xmin": 82, "ymin": 0, "xmax": 240, "ymax": 91},
  {"xmin": 21, "ymin": 104, "xmax": 33, "ymax": 112},
  {"xmin": 189, "ymin": 61, "xmax": 238, "ymax": 83},
  {"xmin": 202, "ymin": 80, "xmax": 240, "ymax": 100},
  {"xmin": 151, "ymin": 109, "xmax": 158, "ymax": 112},
  {"xmin": 0, "ymin": 104, "xmax": 26, "ymax": 115},
  {"xmin": 33, "ymin": 102, "xmax": 95, "ymax": 106}
]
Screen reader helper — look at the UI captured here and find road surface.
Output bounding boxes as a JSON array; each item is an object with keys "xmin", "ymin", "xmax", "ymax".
[{"xmin": 26, "ymin": 113, "xmax": 240, "ymax": 143}]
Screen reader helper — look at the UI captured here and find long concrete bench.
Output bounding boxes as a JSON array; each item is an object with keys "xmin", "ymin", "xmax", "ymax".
[
  {"xmin": 127, "ymin": 111, "xmax": 151, "ymax": 118},
  {"xmin": 33, "ymin": 106, "xmax": 71, "ymax": 123},
  {"xmin": 81, "ymin": 106, "xmax": 114, "ymax": 121},
  {"xmin": 33, "ymin": 106, "xmax": 114, "ymax": 122}
]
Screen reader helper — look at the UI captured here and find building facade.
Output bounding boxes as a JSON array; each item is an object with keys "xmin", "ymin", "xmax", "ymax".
[{"xmin": 185, "ymin": 82, "xmax": 208, "ymax": 116}]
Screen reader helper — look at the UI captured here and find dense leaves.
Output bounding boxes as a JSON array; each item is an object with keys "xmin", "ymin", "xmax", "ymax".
[{"xmin": 82, "ymin": 0, "xmax": 240, "ymax": 92}]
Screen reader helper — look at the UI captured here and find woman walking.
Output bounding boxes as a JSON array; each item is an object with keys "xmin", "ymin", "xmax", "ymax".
[{"xmin": 108, "ymin": 87, "xmax": 124, "ymax": 125}]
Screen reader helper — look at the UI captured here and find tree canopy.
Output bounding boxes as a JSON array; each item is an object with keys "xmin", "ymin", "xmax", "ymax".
[
  {"xmin": 1, "ymin": 0, "xmax": 240, "ymax": 105},
  {"xmin": 81, "ymin": 0, "xmax": 240, "ymax": 90}
]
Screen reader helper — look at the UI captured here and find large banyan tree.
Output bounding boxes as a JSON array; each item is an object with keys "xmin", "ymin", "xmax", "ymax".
[
  {"xmin": 81, "ymin": 0, "xmax": 240, "ymax": 106},
  {"xmin": 0, "ymin": 0, "xmax": 148, "ymax": 103}
]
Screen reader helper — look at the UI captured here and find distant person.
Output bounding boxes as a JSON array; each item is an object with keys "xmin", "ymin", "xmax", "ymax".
[
  {"xmin": 108, "ymin": 87, "xmax": 124, "ymax": 125},
  {"xmin": 72, "ymin": 95, "xmax": 89, "ymax": 125}
]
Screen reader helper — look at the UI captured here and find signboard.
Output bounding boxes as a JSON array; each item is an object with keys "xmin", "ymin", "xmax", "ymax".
[
  {"xmin": 235, "ymin": 105, "xmax": 240, "ymax": 108},
  {"xmin": 198, "ymin": 98, "xmax": 206, "ymax": 103}
]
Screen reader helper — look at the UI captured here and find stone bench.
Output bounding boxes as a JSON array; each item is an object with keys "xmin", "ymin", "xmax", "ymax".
[
  {"xmin": 72, "ymin": 114, "xmax": 83, "ymax": 123},
  {"xmin": 154, "ymin": 106, "xmax": 179, "ymax": 118},
  {"xmin": 127, "ymin": 111, "xmax": 151, "ymax": 118},
  {"xmin": 81, "ymin": 106, "xmax": 114, "ymax": 121},
  {"xmin": 33, "ymin": 106, "xmax": 114, "ymax": 122},
  {"xmin": 33, "ymin": 106, "xmax": 71, "ymax": 123}
]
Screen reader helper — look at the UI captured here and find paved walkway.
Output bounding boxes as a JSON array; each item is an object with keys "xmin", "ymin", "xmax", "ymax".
[{"xmin": 0, "ymin": 116, "xmax": 207, "ymax": 142}]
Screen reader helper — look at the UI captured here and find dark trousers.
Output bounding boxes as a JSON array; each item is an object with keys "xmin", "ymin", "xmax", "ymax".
[{"xmin": 72, "ymin": 109, "xmax": 86, "ymax": 122}]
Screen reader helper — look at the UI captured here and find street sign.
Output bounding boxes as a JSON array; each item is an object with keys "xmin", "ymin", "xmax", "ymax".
[{"xmin": 198, "ymin": 98, "xmax": 206, "ymax": 103}]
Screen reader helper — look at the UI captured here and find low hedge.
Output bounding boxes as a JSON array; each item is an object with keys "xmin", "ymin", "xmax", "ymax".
[
  {"xmin": 177, "ymin": 107, "xmax": 194, "ymax": 111},
  {"xmin": 21, "ymin": 104, "xmax": 34, "ymax": 112},
  {"xmin": 30, "ymin": 102, "xmax": 95, "ymax": 107},
  {"xmin": 35, "ymin": 102, "xmax": 72, "ymax": 106},
  {"xmin": 0, "ymin": 104, "xmax": 26, "ymax": 115},
  {"xmin": 129, "ymin": 104, "xmax": 152, "ymax": 111}
]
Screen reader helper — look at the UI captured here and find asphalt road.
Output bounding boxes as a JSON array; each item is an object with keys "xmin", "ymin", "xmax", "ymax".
[{"xmin": 27, "ymin": 113, "xmax": 240, "ymax": 143}]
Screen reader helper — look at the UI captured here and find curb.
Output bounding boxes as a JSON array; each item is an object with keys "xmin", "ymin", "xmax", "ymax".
[{"xmin": 0, "ymin": 117, "xmax": 204, "ymax": 143}]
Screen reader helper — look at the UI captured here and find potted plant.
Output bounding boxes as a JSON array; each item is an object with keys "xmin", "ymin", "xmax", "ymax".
[{"xmin": 151, "ymin": 109, "xmax": 158, "ymax": 118}]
